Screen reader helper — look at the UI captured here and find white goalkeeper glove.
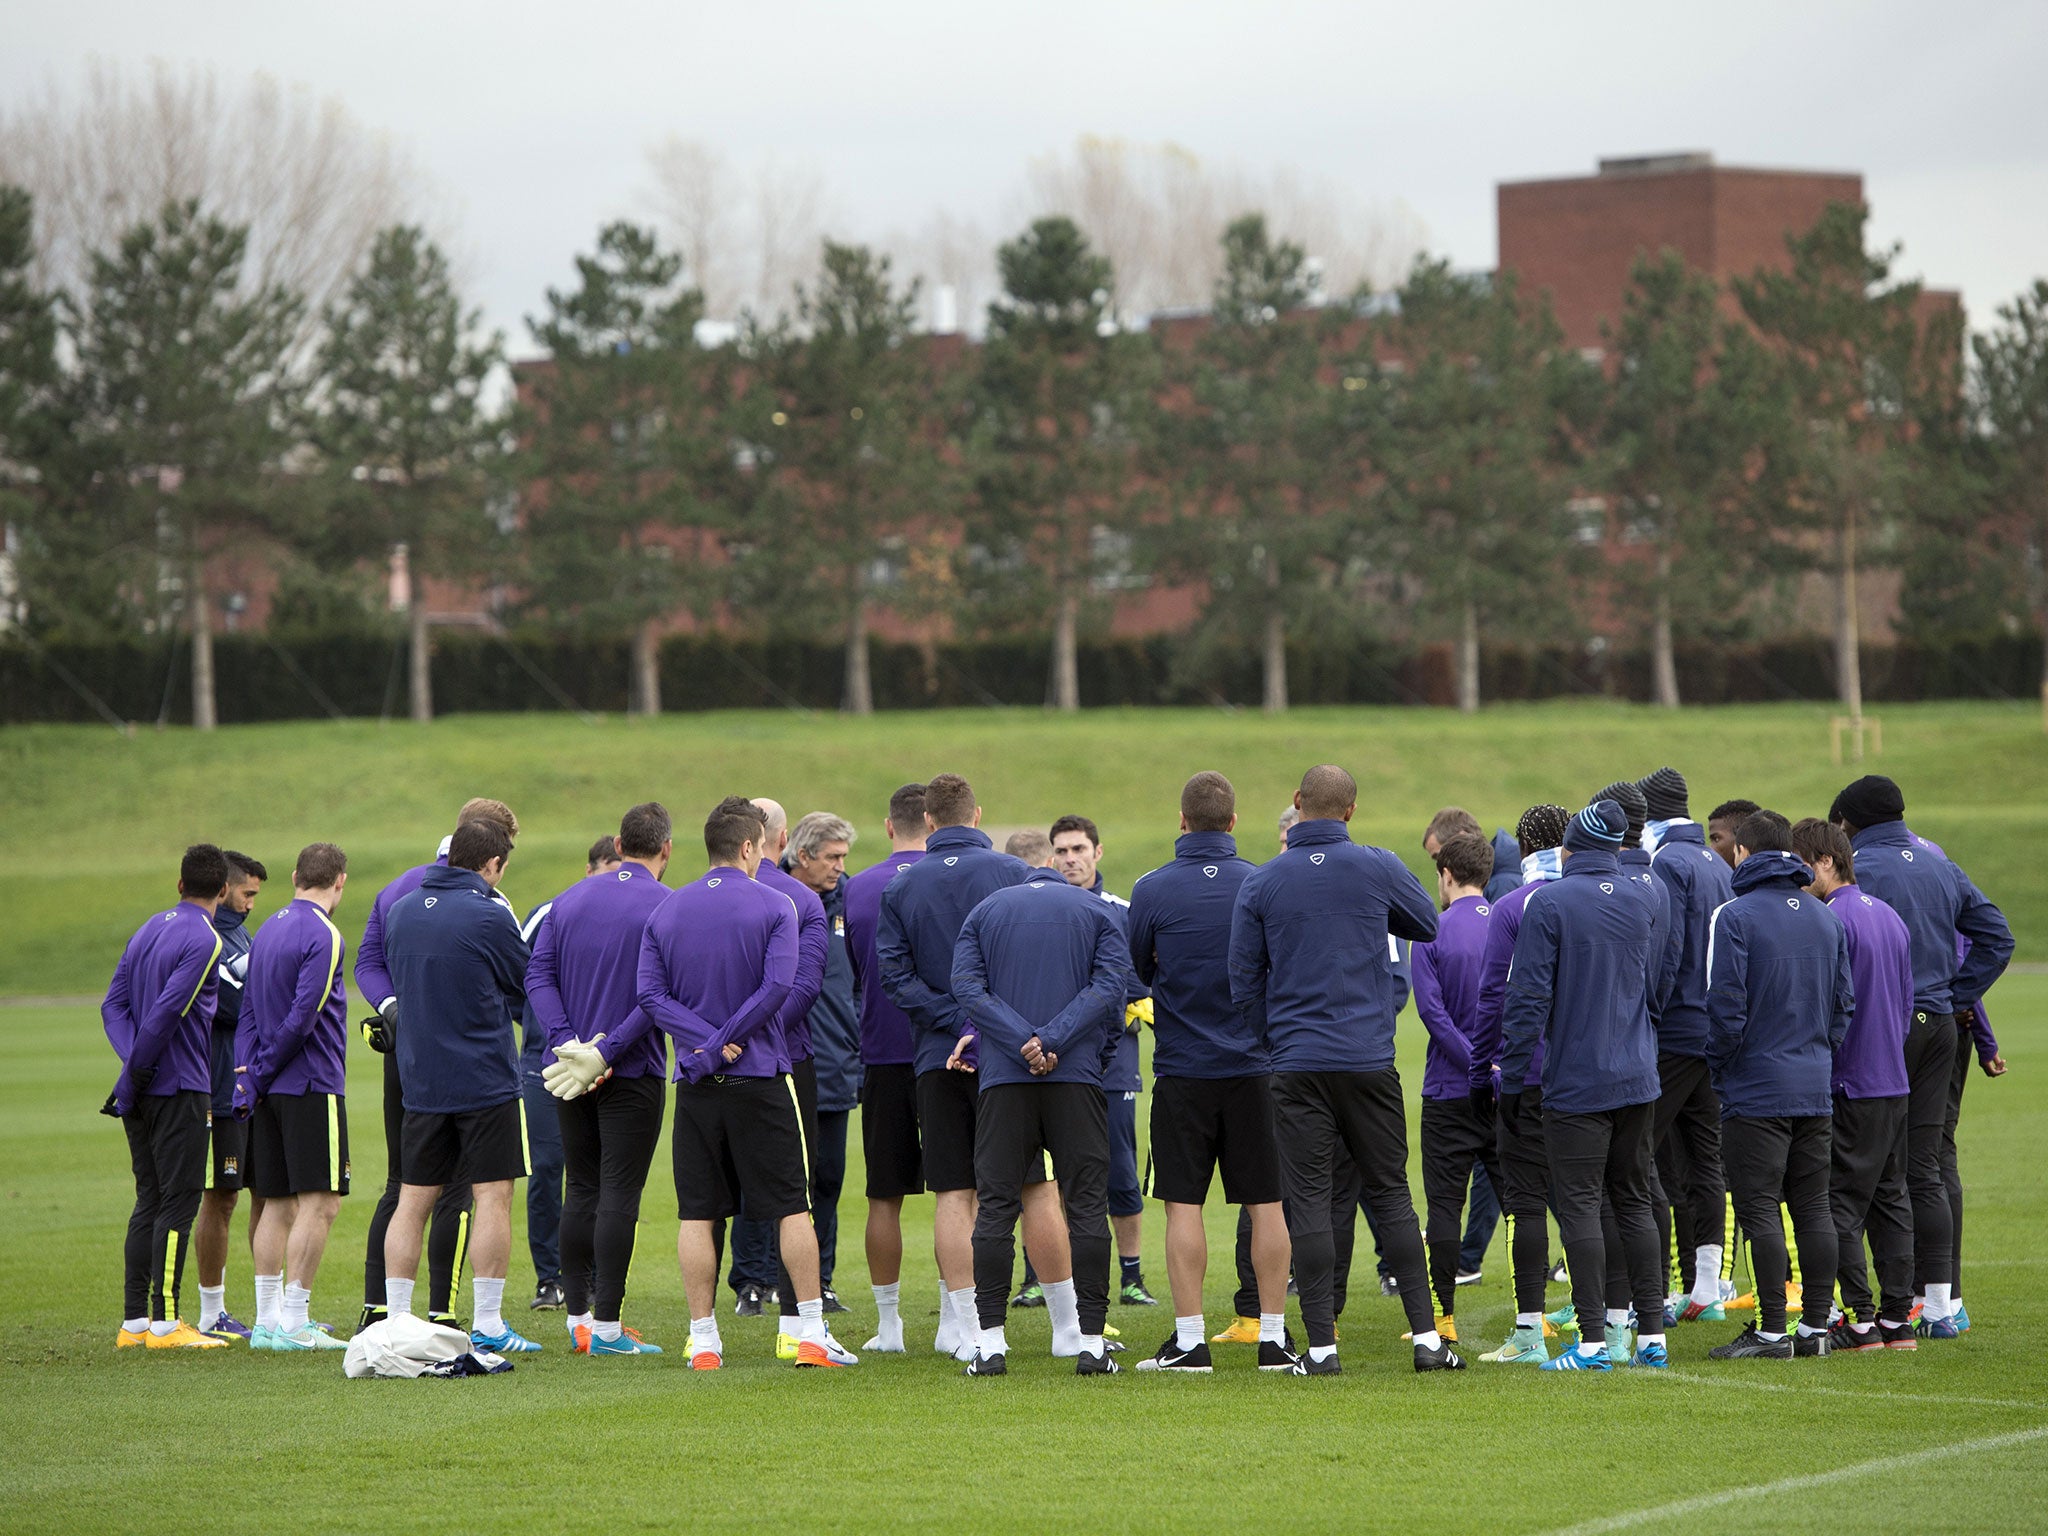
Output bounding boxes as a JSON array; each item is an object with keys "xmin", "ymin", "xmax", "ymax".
[{"xmin": 541, "ymin": 1035, "xmax": 610, "ymax": 1100}]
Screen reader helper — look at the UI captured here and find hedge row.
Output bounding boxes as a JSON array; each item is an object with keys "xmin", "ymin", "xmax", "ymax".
[{"xmin": 2, "ymin": 628, "xmax": 2040, "ymax": 725}]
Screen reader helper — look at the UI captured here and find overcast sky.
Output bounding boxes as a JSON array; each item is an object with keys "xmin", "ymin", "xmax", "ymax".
[{"xmin": 8, "ymin": 0, "xmax": 2046, "ymax": 351}]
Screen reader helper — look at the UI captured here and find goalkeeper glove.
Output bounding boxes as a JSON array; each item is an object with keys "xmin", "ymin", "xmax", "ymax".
[
  {"xmin": 1124, "ymin": 997, "xmax": 1153, "ymax": 1033},
  {"xmin": 541, "ymin": 1035, "xmax": 611, "ymax": 1100},
  {"xmin": 360, "ymin": 998, "xmax": 397, "ymax": 1054}
]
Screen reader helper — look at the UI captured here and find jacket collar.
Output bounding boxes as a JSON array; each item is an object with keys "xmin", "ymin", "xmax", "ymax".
[
  {"xmin": 1652, "ymin": 820, "xmax": 1704, "ymax": 849},
  {"xmin": 1560, "ymin": 849, "xmax": 1620, "ymax": 878},
  {"xmin": 421, "ymin": 864, "xmax": 492, "ymax": 896},
  {"xmin": 1175, "ymin": 831, "xmax": 1239, "ymax": 860},
  {"xmin": 212, "ymin": 905, "xmax": 247, "ymax": 934},
  {"xmin": 1022, "ymin": 866, "xmax": 1067, "ymax": 889},
  {"xmin": 1618, "ymin": 846, "xmax": 1652, "ymax": 868},
  {"xmin": 1287, "ymin": 819, "xmax": 1352, "ymax": 849},
  {"xmin": 927, "ymin": 825, "xmax": 993, "ymax": 854},
  {"xmin": 1733, "ymin": 849, "xmax": 1814, "ymax": 895},
  {"xmin": 1849, "ymin": 822, "xmax": 1910, "ymax": 851}
]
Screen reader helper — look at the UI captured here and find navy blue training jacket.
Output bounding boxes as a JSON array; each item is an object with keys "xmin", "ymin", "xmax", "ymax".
[
  {"xmin": 1227, "ymin": 819, "xmax": 1438, "ymax": 1074},
  {"xmin": 806, "ymin": 872, "xmax": 863, "ymax": 1113},
  {"xmin": 1485, "ymin": 830, "xmax": 1523, "ymax": 903},
  {"xmin": 1648, "ymin": 821, "xmax": 1734, "ymax": 1057},
  {"xmin": 1498, "ymin": 849, "xmax": 1659, "ymax": 1114},
  {"xmin": 1704, "ymin": 850, "xmax": 1853, "ymax": 1119},
  {"xmin": 1126, "ymin": 831, "xmax": 1267, "ymax": 1079},
  {"xmin": 876, "ymin": 825, "xmax": 1034, "ymax": 1075},
  {"xmin": 385, "ymin": 865, "xmax": 530, "ymax": 1115},
  {"xmin": 1619, "ymin": 846, "xmax": 1682, "ymax": 1021},
  {"xmin": 1847, "ymin": 822, "xmax": 2013, "ymax": 1013},
  {"xmin": 951, "ymin": 866, "xmax": 1127, "ymax": 1090}
]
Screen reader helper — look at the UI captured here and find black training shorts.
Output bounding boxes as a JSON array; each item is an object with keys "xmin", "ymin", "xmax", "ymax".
[
  {"xmin": 916, "ymin": 1067, "xmax": 1049, "ymax": 1194},
  {"xmin": 672, "ymin": 1073, "xmax": 811, "ymax": 1223},
  {"xmin": 400, "ymin": 1098, "xmax": 527, "ymax": 1186},
  {"xmin": 249, "ymin": 1092, "xmax": 351, "ymax": 1197},
  {"xmin": 1147, "ymin": 1074, "xmax": 1282, "ymax": 1206},
  {"xmin": 861, "ymin": 1062, "xmax": 925, "ymax": 1199},
  {"xmin": 207, "ymin": 1113, "xmax": 248, "ymax": 1193}
]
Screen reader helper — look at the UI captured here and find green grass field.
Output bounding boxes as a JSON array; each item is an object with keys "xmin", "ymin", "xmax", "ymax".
[{"xmin": 4, "ymin": 702, "xmax": 2045, "ymax": 1534}]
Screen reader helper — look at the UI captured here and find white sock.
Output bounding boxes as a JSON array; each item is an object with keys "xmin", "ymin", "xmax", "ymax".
[
  {"xmin": 933, "ymin": 1281, "xmax": 961, "ymax": 1353},
  {"xmin": 1413, "ymin": 1329, "xmax": 1441, "ymax": 1350},
  {"xmin": 1308, "ymin": 1343, "xmax": 1337, "ymax": 1362},
  {"xmin": 1574, "ymin": 1341, "xmax": 1605, "ymax": 1358},
  {"xmin": 1605, "ymin": 1308, "xmax": 1630, "ymax": 1332},
  {"xmin": 198, "ymin": 1284, "xmax": 226, "ymax": 1329},
  {"xmin": 1079, "ymin": 1333, "xmax": 1105, "ymax": 1358},
  {"xmin": 473, "ymin": 1276, "xmax": 505, "ymax": 1335},
  {"xmin": 977, "ymin": 1324, "xmax": 1009, "ymax": 1357},
  {"xmin": 568, "ymin": 1310, "xmax": 593, "ymax": 1335},
  {"xmin": 1043, "ymin": 1277, "xmax": 1080, "ymax": 1348},
  {"xmin": 282, "ymin": 1282, "xmax": 311, "ymax": 1334},
  {"xmin": 872, "ymin": 1282, "xmax": 900, "ymax": 1327},
  {"xmin": 1758, "ymin": 1329, "xmax": 1786, "ymax": 1341},
  {"xmin": 123, "ymin": 1316, "xmax": 148, "ymax": 1335},
  {"xmin": 1259, "ymin": 1313, "xmax": 1285, "ymax": 1343},
  {"xmin": 1637, "ymin": 1331, "xmax": 1665, "ymax": 1349},
  {"xmin": 1796, "ymin": 1320, "xmax": 1826, "ymax": 1337},
  {"xmin": 150, "ymin": 1318, "xmax": 180, "ymax": 1336},
  {"xmin": 946, "ymin": 1287, "xmax": 977, "ymax": 1358},
  {"xmin": 593, "ymin": 1319, "xmax": 623, "ymax": 1342},
  {"xmin": 1925, "ymin": 1282, "xmax": 1952, "ymax": 1320},
  {"xmin": 385, "ymin": 1278, "xmax": 415, "ymax": 1317},
  {"xmin": 1693, "ymin": 1247, "xmax": 1723, "ymax": 1303},
  {"xmin": 1175, "ymin": 1314, "xmax": 1204, "ymax": 1350},
  {"xmin": 689, "ymin": 1316, "xmax": 721, "ymax": 1354},
  {"xmin": 254, "ymin": 1273, "xmax": 284, "ymax": 1332},
  {"xmin": 1515, "ymin": 1312, "xmax": 1541, "ymax": 1329},
  {"xmin": 797, "ymin": 1296, "xmax": 826, "ymax": 1344}
]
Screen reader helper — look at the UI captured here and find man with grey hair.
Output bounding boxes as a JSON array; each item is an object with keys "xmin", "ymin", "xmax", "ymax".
[
  {"xmin": 1278, "ymin": 805, "xmax": 1301, "ymax": 852},
  {"xmin": 784, "ymin": 810, "xmax": 859, "ymax": 1311}
]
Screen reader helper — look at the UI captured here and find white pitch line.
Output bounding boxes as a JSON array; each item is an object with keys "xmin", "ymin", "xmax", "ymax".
[
  {"xmin": 1530, "ymin": 1425, "xmax": 2048, "ymax": 1536},
  {"xmin": 1649, "ymin": 1366, "xmax": 2044, "ymax": 1413}
]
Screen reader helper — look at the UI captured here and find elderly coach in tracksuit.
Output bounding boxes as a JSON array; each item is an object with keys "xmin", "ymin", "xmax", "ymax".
[
  {"xmin": 951, "ymin": 863, "xmax": 1129, "ymax": 1377},
  {"xmin": 1704, "ymin": 815, "xmax": 1853, "ymax": 1358},
  {"xmin": 1228, "ymin": 764, "xmax": 1451, "ymax": 1376},
  {"xmin": 1499, "ymin": 800, "xmax": 1663, "ymax": 1371}
]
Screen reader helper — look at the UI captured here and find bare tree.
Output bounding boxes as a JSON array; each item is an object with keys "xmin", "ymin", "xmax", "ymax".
[
  {"xmin": 0, "ymin": 59, "xmax": 414, "ymax": 353},
  {"xmin": 1022, "ymin": 137, "xmax": 1427, "ymax": 315},
  {"xmin": 641, "ymin": 137, "xmax": 830, "ymax": 320}
]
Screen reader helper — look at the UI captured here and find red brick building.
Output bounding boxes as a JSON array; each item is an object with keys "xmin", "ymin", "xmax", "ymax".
[{"xmin": 1498, "ymin": 152, "xmax": 1880, "ymax": 352}]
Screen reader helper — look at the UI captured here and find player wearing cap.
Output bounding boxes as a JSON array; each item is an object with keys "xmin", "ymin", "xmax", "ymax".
[
  {"xmin": 1830, "ymin": 774, "xmax": 2013, "ymax": 1337},
  {"xmin": 1498, "ymin": 801, "xmax": 1667, "ymax": 1372},
  {"xmin": 102, "ymin": 844, "xmax": 234, "ymax": 1350},
  {"xmin": 236, "ymin": 843, "xmax": 351, "ymax": 1352},
  {"xmin": 1638, "ymin": 766, "xmax": 1736, "ymax": 1325}
]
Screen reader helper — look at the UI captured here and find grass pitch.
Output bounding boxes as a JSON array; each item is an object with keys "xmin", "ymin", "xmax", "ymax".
[{"xmin": 3, "ymin": 701, "xmax": 2045, "ymax": 1533}]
